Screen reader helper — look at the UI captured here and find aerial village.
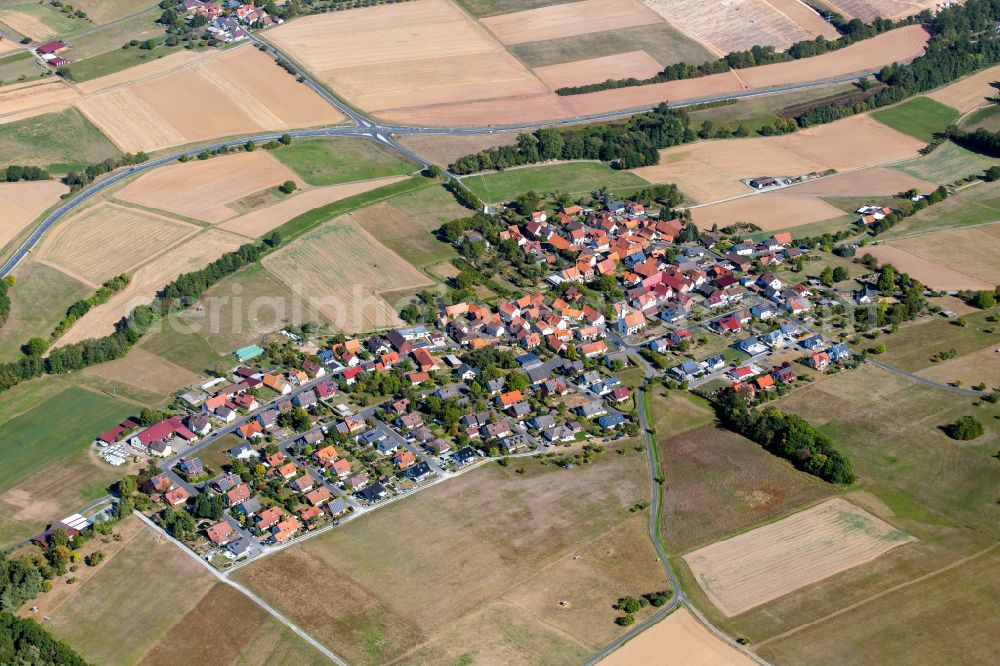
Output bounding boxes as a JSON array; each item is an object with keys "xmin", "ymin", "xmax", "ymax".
[{"xmin": 75, "ymin": 191, "xmax": 877, "ymax": 567}]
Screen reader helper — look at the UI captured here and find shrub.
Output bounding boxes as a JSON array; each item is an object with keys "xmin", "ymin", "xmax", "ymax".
[{"xmin": 945, "ymin": 416, "xmax": 984, "ymax": 441}]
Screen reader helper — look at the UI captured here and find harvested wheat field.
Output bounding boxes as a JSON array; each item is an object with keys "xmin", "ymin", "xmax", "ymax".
[
  {"xmin": 643, "ymin": 0, "xmax": 835, "ymax": 54},
  {"xmin": 0, "ymin": 9, "xmax": 52, "ymax": 41},
  {"xmin": 74, "ymin": 49, "xmax": 207, "ymax": 94},
  {"xmin": 265, "ymin": 0, "xmax": 563, "ymax": 121},
  {"xmin": 822, "ymin": 0, "xmax": 937, "ymax": 22},
  {"xmin": 38, "ymin": 203, "xmax": 198, "ymax": 285},
  {"xmin": 377, "ymin": 94, "xmax": 572, "ymax": 127},
  {"xmin": 398, "ymin": 132, "xmax": 527, "ymax": 165},
  {"xmin": 482, "ymin": 0, "xmax": 663, "ymax": 45},
  {"xmin": 0, "ymin": 179, "xmax": 66, "ymax": 248},
  {"xmin": 263, "ymin": 218, "xmax": 433, "ymax": 333},
  {"xmin": 0, "ymin": 78, "xmax": 79, "ymax": 121},
  {"xmin": 218, "ymin": 175, "xmax": 409, "ymax": 238},
  {"xmin": 76, "ymin": 45, "xmax": 343, "ymax": 152},
  {"xmin": 690, "ymin": 194, "xmax": 845, "ymax": 231},
  {"xmin": 58, "ymin": 229, "xmax": 246, "ymax": 344},
  {"xmin": 118, "ymin": 151, "xmax": 302, "ymax": 223},
  {"xmin": 777, "ymin": 167, "xmax": 937, "ymax": 196},
  {"xmin": 0, "ymin": 38, "xmax": 19, "ymax": 55},
  {"xmin": 80, "ymin": 347, "xmax": 203, "ymax": 396},
  {"xmin": 927, "ymin": 64, "xmax": 1000, "ymax": 114},
  {"xmin": 632, "ymin": 115, "xmax": 924, "ymax": 202},
  {"xmin": 534, "ymin": 51, "xmax": 665, "ymax": 90},
  {"xmin": 599, "ymin": 608, "xmax": 755, "ymax": 666},
  {"xmin": 562, "ymin": 70, "xmax": 744, "ymax": 117},
  {"xmin": 684, "ymin": 498, "xmax": 914, "ymax": 617},
  {"xmin": 867, "ymin": 224, "xmax": 1000, "ymax": 290},
  {"xmin": 737, "ymin": 24, "xmax": 929, "ymax": 89}
]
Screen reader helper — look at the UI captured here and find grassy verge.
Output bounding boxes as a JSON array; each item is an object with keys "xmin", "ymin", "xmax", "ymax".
[{"xmin": 273, "ymin": 136, "xmax": 418, "ymax": 186}]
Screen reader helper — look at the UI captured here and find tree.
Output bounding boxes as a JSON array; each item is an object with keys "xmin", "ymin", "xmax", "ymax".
[
  {"xmin": 118, "ymin": 475, "xmax": 136, "ymax": 498},
  {"xmin": 280, "ymin": 180, "xmax": 297, "ymax": 194},
  {"xmin": 21, "ymin": 337, "xmax": 48, "ymax": 357},
  {"xmin": 192, "ymin": 492, "xmax": 224, "ymax": 521},
  {"xmin": 877, "ymin": 265, "xmax": 896, "ymax": 293},
  {"xmin": 424, "ymin": 164, "xmax": 442, "ymax": 178},
  {"xmin": 615, "ymin": 596, "xmax": 643, "ymax": 613},
  {"xmin": 972, "ymin": 290, "xmax": 995, "ymax": 309},
  {"xmin": 138, "ymin": 408, "xmax": 164, "ymax": 427},
  {"xmin": 244, "ymin": 140, "xmax": 256, "ymax": 152},
  {"xmin": 946, "ymin": 416, "xmax": 983, "ymax": 441},
  {"xmin": 985, "ymin": 165, "xmax": 1000, "ymax": 182},
  {"xmin": 820, "ymin": 265, "xmax": 834, "ymax": 287},
  {"xmin": 832, "ymin": 266, "xmax": 849, "ymax": 282},
  {"xmin": 279, "ymin": 133, "xmax": 292, "ymax": 145}
]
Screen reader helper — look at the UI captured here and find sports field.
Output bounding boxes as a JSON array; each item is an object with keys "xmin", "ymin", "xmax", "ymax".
[
  {"xmin": 0, "ymin": 179, "xmax": 66, "ymax": 249},
  {"xmin": 118, "ymin": 150, "xmax": 302, "ymax": 223},
  {"xmin": 872, "ymin": 96, "xmax": 960, "ymax": 142},
  {"xmin": 263, "ymin": 218, "xmax": 434, "ymax": 332},
  {"xmin": 464, "ymin": 161, "xmax": 649, "ymax": 202},
  {"xmin": 235, "ymin": 454, "xmax": 664, "ymax": 665},
  {"xmin": 273, "ymin": 137, "xmax": 417, "ymax": 186},
  {"xmin": 633, "ymin": 115, "xmax": 924, "ymax": 203},
  {"xmin": 0, "ymin": 107, "xmax": 119, "ymax": 172},
  {"xmin": 39, "ymin": 202, "xmax": 199, "ymax": 285}
]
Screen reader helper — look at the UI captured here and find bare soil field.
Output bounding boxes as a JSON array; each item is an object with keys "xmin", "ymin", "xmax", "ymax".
[
  {"xmin": 599, "ymin": 607, "xmax": 756, "ymax": 666},
  {"xmin": 266, "ymin": 0, "xmax": 557, "ymax": 119},
  {"xmin": 534, "ymin": 51, "xmax": 665, "ymax": 89},
  {"xmin": 632, "ymin": 115, "xmax": 924, "ymax": 202},
  {"xmin": 736, "ymin": 24, "xmax": 929, "ymax": 89},
  {"xmin": 79, "ymin": 346, "xmax": 202, "ymax": 395},
  {"xmin": 76, "ymin": 45, "xmax": 343, "ymax": 152},
  {"xmin": 927, "ymin": 64, "xmax": 1000, "ymax": 113},
  {"xmin": 643, "ymin": 0, "xmax": 836, "ymax": 54},
  {"xmin": 218, "ymin": 175, "xmax": 409, "ymax": 238},
  {"xmin": 690, "ymin": 193, "xmax": 846, "ymax": 231},
  {"xmin": 660, "ymin": 423, "xmax": 836, "ymax": 553},
  {"xmin": 263, "ymin": 217, "xmax": 433, "ymax": 333},
  {"xmin": 38, "ymin": 202, "xmax": 199, "ymax": 285},
  {"xmin": 58, "ymin": 228, "xmax": 246, "ymax": 344},
  {"xmin": 117, "ymin": 150, "xmax": 302, "ymax": 223},
  {"xmin": 235, "ymin": 454, "xmax": 654, "ymax": 665},
  {"xmin": 864, "ymin": 245, "xmax": 995, "ymax": 291},
  {"xmin": 0, "ymin": 77, "xmax": 79, "ymax": 121},
  {"xmin": 776, "ymin": 167, "xmax": 937, "ymax": 196},
  {"xmin": 481, "ymin": 0, "xmax": 663, "ymax": 45},
  {"xmin": 685, "ymin": 498, "xmax": 914, "ymax": 617},
  {"xmin": 0, "ymin": 179, "xmax": 66, "ymax": 248}
]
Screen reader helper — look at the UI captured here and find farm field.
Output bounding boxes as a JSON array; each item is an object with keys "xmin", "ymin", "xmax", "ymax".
[
  {"xmin": 0, "ymin": 77, "xmax": 79, "ymax": 123},
  {"xmin": 821, "ymin": 0, "xmax": 945, "ymax": 21},
  {"xmin": 510, "ymin": 21, "xmax": 715, "ymax": 69},
  {"xmin": 0, "ymin": 107, "xmax": 119, "ymax": 171},
  {"xmin": 0, "ymin": 179, "xmax": 66, "ymax": 249},
  {"xmin": 57, "ymin": 228, "xmax": 247, "ymax": 345},
  {"xmin": 642, "ymin": 0, "xmax": 839, "ymax": 55},
  {"xmin": 75, "ymin": 45, "xmax": 344, "ymax": 152},
  {"xmin": 266, "ymin": 0, "xmax": 561, "ymax": 124},
  {"xmin": 960, "ymin": 104, "xmax": 1000, "ymax": 132},
  {"xmin": 77, "ymin": 346, "xmax": 203, "ymax": 398},
  {"xmin": 689, "ymin": 193, "xmax": 847, "ymax": 231},
  {"xmin": 860, "ymin": 309, "xmax": 997, "ymax": 373},
  {"xmin": 66, "ymin": 43, "xmax": 185, "ymax": 84},
  {"xmin": 235, "ymin": 453, "xmax": 663, "ymax": 666},
  {"xmin": 273, "ymin": 137, "xmax": 417, "ymax": 186},
  {"xmin": 658, "ymin": 422, "xmax": 836, "ymax": 553},
  {"xmin": 117, "ymin": 150, "xmax": 302, "ymax": 223},
  {"xmin": 398, "ymin": 131, "xmax": 525, "ymax": 165},
  {"xmin": 73, "ymin": 48, "xmax": 204, "ymax": 94},
  {"xmin": 880, "ymin": 181, "xmax": 1000, "ymax": 237},
  {"xmin": 872, "ymin": 96, "xmax": 960, "ymax": 142},
  {"xmin": 69, "ymin": 0, "xmax": 161, "ymax": 25},
  {"xmin": 480, "ymin": 0, "xmax": 662, "ymax": 45},
  {"xmin": 534, "ymin": 51, "xmax": 665, "ymax": 90},
  {"xmin": 38, "ymin": 202, "xmax": 199, "ymax": 285},
  {"xmin": 0, "ymin": 2, "xmax": 88, "ymax": 41},
  {"xmin": 633, "ymin": 115, "xmax": 924, "ymax": 203},
  {"xmin": 0, "ymin": 50, "xmax": 43, "ymax": 86},
  {"xmin": 262, "ymin": 217, "xmax": 434, "ymax": 333},
  {"xmin": 894, "ymin": 141, "xmax": 998, "ymax": 184},
  {"xmin": 218, "ymin": 175, "xmax": 410, "ymax": 239},
  {"xmin": 914, "ymin": 345, "xmax": 1000, "ymax": 391},
  {"xmin": 464, "ymin": 161, "xmax": 649, "ymax": 202},
  {"xmin": 455, "ymin": 0, "xmax": 573, "ymax": 16},
  {"xmin": 864, "ymin": 238, "xmax": 997, "ymax": 291},
  {"xmin": 926, "ymin": 63, "xmax": 1000, "ymax": 113},
  {"xmin": 0, "ymin": 261, "xmax": 90, "ymax": 362},
  {"xmin": 348, "ymin": 184, "xmax": 467, "ymax": 267},
  {"xmin": 776, "ymin": 167, "xmax": 937, "ymax": 196},
  {"xmin": 880, "ymin": 222, "xmax": 1000, "ymax": 285},
  {"xmin": 684, "ymin": 498, "xmax": 914, "ymax": 617},
  {"xmin": 63, "ymin": 8, "xmax": 165, "ymax": 62},
  {"xmin": 599, "ymin": 607, "xmax": 755, "ymax": 666}
]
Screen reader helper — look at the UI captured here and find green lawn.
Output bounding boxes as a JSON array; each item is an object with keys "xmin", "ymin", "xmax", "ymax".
[
  {"xmin": 878, "ymin": 180, "xmax": 1000, "ymax": 238},
  {"xmin": 357, "ymin": 184, "xmax": 466, "ymax": 268},
  {"xmin": 873, "ymin": 96, "xmax": 960, "ymax": 142},
  {"xmin": 894, "ymin": 141, "xmax": 997, "ymax": 185},
  {"xmin": 0, "ymin": 385, "xmax": 135, "ymax": 493},
  {"xmin": 0, "ymin": 107, "xmax": 121, "ymax": 172},
  {"xmin": 65, "ymin": 42, "xmax": 182, "ymax": 83},
  {"xmin": 139, "ymin": 320, "xmax": 226, "ymax": 376},
  {"xmin": 0, "ymin": 50, "xmax": 44, "ymax": 86},
  {"xmin": 462, "ymin": 161, "xmax": 649, "ymax": 203},
  {"xmin": 0, "ymin": 262, "xmax": 92, "ymax": 362},
  {"xmin": 510, "ymin": 22, "xmax": 713, "ymax": 69},
  {"xmin": 273, "ymin": 137, "xmax": 418, "ymax": 187}
]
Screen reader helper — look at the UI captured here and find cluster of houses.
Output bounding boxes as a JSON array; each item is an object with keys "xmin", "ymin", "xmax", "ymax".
[
  {"xmin": 178, "ymin": 0, "xmax": 282, "ymax": 42},
  {"xmin": 856, "ymin": 204, "xmax": 893, "ymax": 226}
]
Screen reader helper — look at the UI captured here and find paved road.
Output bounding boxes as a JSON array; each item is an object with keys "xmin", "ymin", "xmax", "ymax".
[{"xmin": 867, "ymin": 358, "xmax": 991, "ymax": 396}]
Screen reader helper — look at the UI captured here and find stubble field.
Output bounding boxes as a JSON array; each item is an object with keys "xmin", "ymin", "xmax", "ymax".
[
  {"xmin": 38, "ymin": 202, "xmax": 199, "ymax": 285},
  {"xmin": 533, "ymin": 51, "xmax": 666, "ymax": 89},
  {"xmin": 821, "ymin": 0, "xmax": 941, "ymax": 21},
  {"xmin": 865, "ymin": 223, "xmax": 1000, "ymax": 291},
  {"xmin": 689, "ymin": 193, "xmax": 846, "ymax": 231},
  {"xmin": 0, "ymin": 179, "xmax": 66, "ymax": 249},
  {"xmin": 633, "ymin": 115, "xmax": 924, "ymax": 202},
  {"xmin": 684, "ymin": 498, "xmax": 914, "ymax": 617},
  {"xmin": 0, "ymin": 78, "xmax": 80, "ymax": 120},
  {"xmin": 481, "ymin": 0, "xmax": 662, "ymax": 44},
  {"xmin": 774, "ymin": 167, "xmax": 937, "ymax": 196},
  {"xmin": 926, "ymin": 64, "xmax": 1000, "ymax": 113}
]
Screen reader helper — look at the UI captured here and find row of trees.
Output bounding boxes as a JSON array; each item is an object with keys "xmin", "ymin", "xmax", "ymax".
[
  {"xmin": 0, "ymin": 276, "xmax": 12, "ymax": 330},
  {"xmin": 3, "ymin": 165, "xmax": 50, "ymax": 182},
  {"xmin": 0, "ymin": 235, "xmax": 280, "ymax": 394},
  {"xmin": 715, "ymin": 388, "xmax": 857, "ymax": 484},
  {"xmin": 50, "ymin": 273, "xmax": 132, "ymax": 341},
  {"xmin": 555, "ymin": 14, "xmax": 913, "ymax": 95},
  {"xmin": 449, "ymin": 104, "xmax": 691, "ymax": 174},
  {"xmin": 947, "ymin": 125, "xmax": 1000, "ymax": 156},
  {"xmin": 63, "ymin": 151, "xmax": 149, "ymax": 189}
]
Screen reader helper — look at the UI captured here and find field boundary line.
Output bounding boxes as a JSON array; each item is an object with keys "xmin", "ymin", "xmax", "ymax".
[{"xmin": 754, "ymin": 541, "xmax": 1000, "ymax": 648}]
